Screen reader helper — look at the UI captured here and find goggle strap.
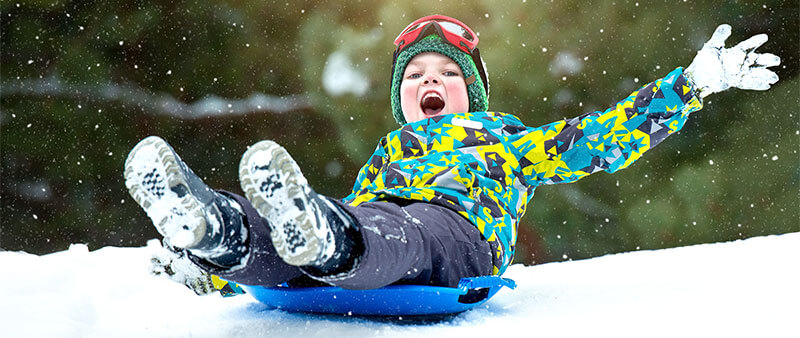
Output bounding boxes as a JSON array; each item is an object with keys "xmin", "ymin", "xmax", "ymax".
[
  {"xmin": 471, "ymin": 47, "xmax": 489, "ymax": 96},
  {"xmin": 390, "ymin": 49, "xmax": 399, "ymax": 91}
]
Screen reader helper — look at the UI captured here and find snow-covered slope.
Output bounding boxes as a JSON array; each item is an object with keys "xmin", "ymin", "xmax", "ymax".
[{"xmin": 1, "ymin": 233, "xmax": 798, "ymax": 338}]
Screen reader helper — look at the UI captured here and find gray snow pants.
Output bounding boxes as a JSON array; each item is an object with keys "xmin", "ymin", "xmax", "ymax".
[{"xmin": 193, "ymin": 191, "xmax": 496, "ymax": 289}]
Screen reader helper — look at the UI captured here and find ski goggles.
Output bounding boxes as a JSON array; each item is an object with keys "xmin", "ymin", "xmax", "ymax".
[{"xmin": 393, "ymin": 15, "xmax": 479, "ymax": 54}]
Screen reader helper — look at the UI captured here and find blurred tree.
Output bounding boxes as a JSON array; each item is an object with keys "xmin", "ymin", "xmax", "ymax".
[{"xmin": 2, "ymin": 0, "xmax": 797, "ymax": 267}]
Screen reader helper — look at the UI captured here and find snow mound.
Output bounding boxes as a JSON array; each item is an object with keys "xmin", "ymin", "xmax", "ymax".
[{"xmin": 1, "ymin": 233, "xmax": 798, "ymax": 338}]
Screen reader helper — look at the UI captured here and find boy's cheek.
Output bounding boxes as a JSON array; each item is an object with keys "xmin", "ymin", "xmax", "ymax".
[
  {"xmin": 446, "ymin": 83, "xmax": 469, "ymax": 113},
  {"xmin": 400, "ymin": 85, "xmax": 419, "ymax": 112}
]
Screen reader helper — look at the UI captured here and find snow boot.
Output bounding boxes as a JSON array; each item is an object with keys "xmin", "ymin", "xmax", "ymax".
[
  {"xmin": 124, "ymin": 136, "xmax": 247, "ymax": 267},
  {"xmin": 238, "ymin": 140, "xmax": 359, "ymax": 272}
]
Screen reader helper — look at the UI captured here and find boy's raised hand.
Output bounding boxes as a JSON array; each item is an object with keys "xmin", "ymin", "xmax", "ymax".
[{"xmin": 685, "ymin": 24, "xmax": 781, "ymax": 98}]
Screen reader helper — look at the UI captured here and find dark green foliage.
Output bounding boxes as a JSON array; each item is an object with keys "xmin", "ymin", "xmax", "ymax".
[{"xmin": 2, "ymin": 0, "xmax": 798, "ymax": 265}]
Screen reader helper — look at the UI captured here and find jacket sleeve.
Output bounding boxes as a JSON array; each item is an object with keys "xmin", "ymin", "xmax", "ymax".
[
  {"xmin": 342, "ymin": 137, "xmax": 388, "ymax": 203},
  {"xmin": 518, "ymin": 67, "xmax": 703, "ymax": 186}
]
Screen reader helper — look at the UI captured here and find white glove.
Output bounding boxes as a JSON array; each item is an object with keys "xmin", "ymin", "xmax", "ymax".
[
  {"xmin": 685, "ymin": 24, "xmax": 780, "ymax": 98},
  {"xmin": 150, "ymin": 240, "xmax": 218, "ymax": 296}
]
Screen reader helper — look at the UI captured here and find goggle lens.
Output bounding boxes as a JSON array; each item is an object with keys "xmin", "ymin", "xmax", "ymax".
[{"xmin": 436, "ymin": 21, "xmax": 473, "ymax": 42}]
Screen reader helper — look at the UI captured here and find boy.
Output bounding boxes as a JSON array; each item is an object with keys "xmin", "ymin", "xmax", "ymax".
[{"xmin": 127, "ymin": 16, "xmax": 780, "ymax": 294}]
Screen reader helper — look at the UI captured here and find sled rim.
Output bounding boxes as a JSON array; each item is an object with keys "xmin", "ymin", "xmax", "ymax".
[{"xmin": 240, "ymin": 276, "xmax": 516, "ymax": 316}]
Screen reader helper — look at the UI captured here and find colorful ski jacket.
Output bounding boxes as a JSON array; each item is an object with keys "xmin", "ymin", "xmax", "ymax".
[{"xmin": 342, "ymin": 67, "xmax": 703, "ymax": 275}]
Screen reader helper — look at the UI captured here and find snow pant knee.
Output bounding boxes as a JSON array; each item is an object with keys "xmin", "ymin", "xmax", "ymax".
[{"xmin": 316, "ymin": 199, "xmax": 495, "ymax": 289}]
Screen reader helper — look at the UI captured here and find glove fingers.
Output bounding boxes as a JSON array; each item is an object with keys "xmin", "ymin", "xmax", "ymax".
[
  {"xmin": 755, "ymin": 53, "xmax": 781, "ymax": 67},
  {"xmin": 188, "ymin": 274, "xmax": 216, "ymax": 296},
  {"xmin": 738, "ymin": 68, "xmax": 779, "ymax": 90},
  {"xmin": 734, "ymin": 34, "xmax": 768, "ymax": 52},
  {"xmin": 150, "ymin": 250, "xmax": 175, "ymax": 276},
  {"xmin": 705, "ymin": 24, "xmax": 731, "ymax": 48}
]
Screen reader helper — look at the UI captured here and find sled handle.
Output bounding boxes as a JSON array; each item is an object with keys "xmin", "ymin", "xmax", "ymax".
[{"xmin": 457, "ymin": 276, "xmax": 517, "ymax": 293}]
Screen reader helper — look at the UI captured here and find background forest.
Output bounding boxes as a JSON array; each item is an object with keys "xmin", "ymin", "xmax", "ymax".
[{"xmin": 2, "ymin": 0, "xmax": 798, "ymax": 265}]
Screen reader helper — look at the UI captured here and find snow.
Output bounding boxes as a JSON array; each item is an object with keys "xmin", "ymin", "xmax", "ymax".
[{"xmin": 2, "ymin": 233, "xmax": 798, "ymax": 338}]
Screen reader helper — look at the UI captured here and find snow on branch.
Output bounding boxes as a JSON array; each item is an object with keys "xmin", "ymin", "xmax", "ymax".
[{"xmin": 1, "ymin": 76, "xmax": 313, "ymax": 119}]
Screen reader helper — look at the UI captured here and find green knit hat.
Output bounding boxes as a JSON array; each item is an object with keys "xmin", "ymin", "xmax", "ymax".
[{"xmin": 390, "ymin": 35, "xmax": 489, "ymax": 125}]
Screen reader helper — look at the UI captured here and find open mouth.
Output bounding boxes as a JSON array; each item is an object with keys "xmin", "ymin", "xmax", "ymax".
[{"xmin": 420, "ymin": 92, "xmax": 445, "ymax": 116}]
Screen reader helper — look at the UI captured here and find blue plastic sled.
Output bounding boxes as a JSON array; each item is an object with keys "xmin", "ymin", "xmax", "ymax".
[{"xmin": 240, "ymin": 276, "xmax": 516, "ymax": 316}]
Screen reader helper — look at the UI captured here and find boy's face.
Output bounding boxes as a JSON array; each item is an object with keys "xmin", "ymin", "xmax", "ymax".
[{"xmin": 400, "ymin": 52, "xmax": 469, "ymax": 123}]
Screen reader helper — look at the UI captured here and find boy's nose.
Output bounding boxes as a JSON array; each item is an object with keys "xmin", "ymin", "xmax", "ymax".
[{"xmin": 423, "ymin": 75, "xmax": 440, "ymax": 85}]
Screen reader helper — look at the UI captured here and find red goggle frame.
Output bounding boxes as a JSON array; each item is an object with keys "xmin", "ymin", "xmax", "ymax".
[{"xmin": 393, "ymin": 15, "xmax": 479, "ymax": 54}]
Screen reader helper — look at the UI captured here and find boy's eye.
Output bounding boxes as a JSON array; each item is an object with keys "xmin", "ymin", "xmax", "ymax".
[
  {"xmin": 443, "ymin": 71, "xmax": 459, "ymax": 76},
  {"xmin": 407, "ymin": 73, "xmax": 422, "ymax": 79}
]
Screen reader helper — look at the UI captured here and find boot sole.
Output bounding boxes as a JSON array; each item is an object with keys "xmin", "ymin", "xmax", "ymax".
[
  {"xmin": 239, "ymin": 140, "xmax": 326, "ymax": 266},
  {"xmin": 124, "ymin": 136, "xmax": 207, "ymax": 248}
]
